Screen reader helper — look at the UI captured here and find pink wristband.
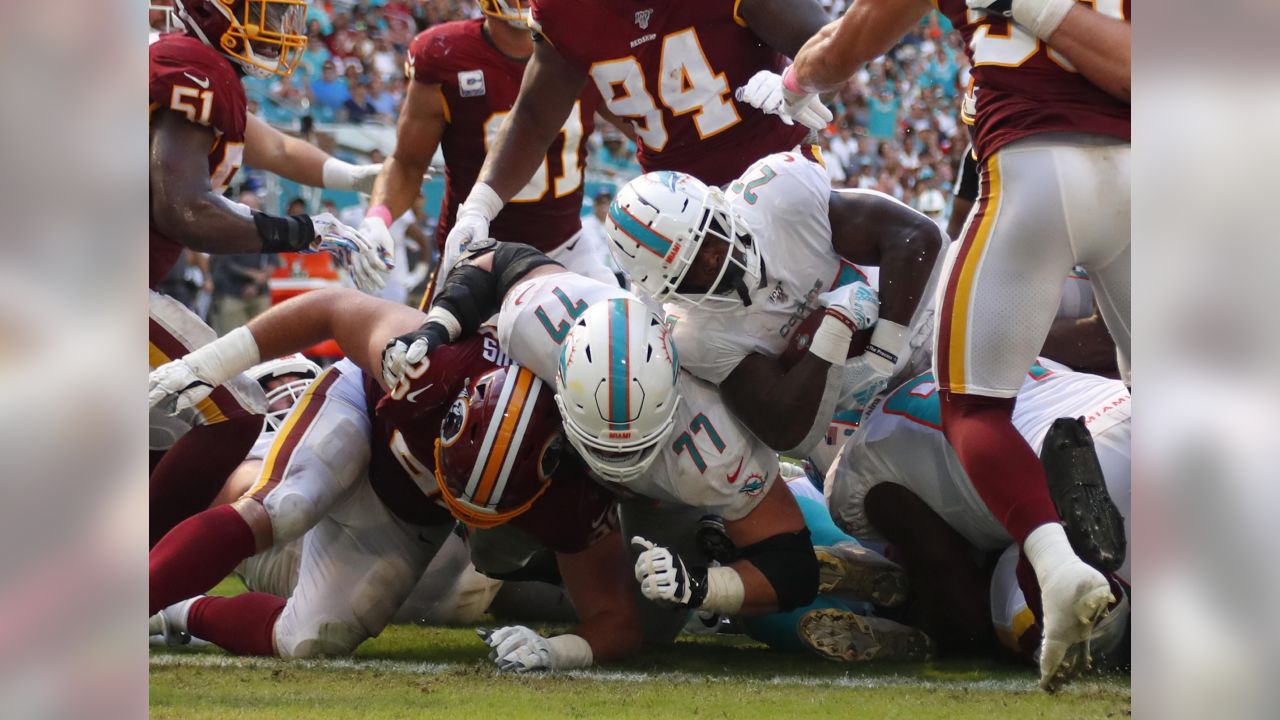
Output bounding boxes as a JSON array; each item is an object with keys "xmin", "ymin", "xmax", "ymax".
[
  {"xmin": 366, "ymin": 204, "xmax": 394, "ymax": 226},
  {"xmin": 782, "ymin": 65, "xmax": 809, "ymax": 95}
]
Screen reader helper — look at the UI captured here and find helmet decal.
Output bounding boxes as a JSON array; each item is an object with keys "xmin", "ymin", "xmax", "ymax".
[
  {"xmin": 607, "ymin": 298, "xmax": 632, "ymax": 434},
  {"xmin": 608, "ymin": 201, "xmax": 676, "ymax": 261}
]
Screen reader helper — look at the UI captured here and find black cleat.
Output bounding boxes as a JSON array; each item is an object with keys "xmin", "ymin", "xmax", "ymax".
[{"xmin": 1041, "ymin": 417, "xmax": 1126, "ymax": 573}]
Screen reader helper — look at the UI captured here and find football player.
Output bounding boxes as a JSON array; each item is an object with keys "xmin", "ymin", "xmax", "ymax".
[
  {"xmin": 823, "ymin": 358, "xmax": 1131, "ymax": 681},
  {"xmin": 761, "ymin": 0, "xmax": 1131, "ymax": 689},
  {"xmin": 150, "ymin": 295, "xmax": 644, "ymax": 668},
  {"xmin": 354, "ymin": 0, "xmax": 621, "ymax": 304},
  {"xmin": 605, "ymin": 153, "xmax": 943, "ymax": 456},
  {"xmin": 149, "ymin": 0, "xmax": 391, "ymax": 544},
  {"xmin": 380, "ymin": 244, "xmax": 906, "ymax": 622},
  {"xmin": 439, "ymin": 0, "xmax": 835, "ymax": 275}
]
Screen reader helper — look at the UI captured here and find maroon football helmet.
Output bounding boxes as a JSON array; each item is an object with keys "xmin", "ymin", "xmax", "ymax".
[
  {"xmin": 435, "ymin": 365, "xmax": 564, "ymax": 529},
  {"xmin": 173, "ymin": 0, "xmax": 307, "ymax": 78}
]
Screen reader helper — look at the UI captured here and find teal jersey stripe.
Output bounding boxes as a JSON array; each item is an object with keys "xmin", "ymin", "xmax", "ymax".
[
  {"xmin": 609, "ymin": 203, "xmax": 673, "ymax": 258},
  {"xmin": 608, "ymin": 299, "xmax": 630, "ymax": 431}
]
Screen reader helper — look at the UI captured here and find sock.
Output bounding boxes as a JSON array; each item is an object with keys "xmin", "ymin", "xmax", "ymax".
[
  {"xmin": 149, "ymin": 504, "xmax": 258, "ymax": 615},
  {"xmin": 150, "ymin": 414, "xmax": 263, "ymax": 547},
  {"xmin": 938, "ymin": 392, "xmax": 1060, "ymax": 544},
  {"xmin": 187, "ymin": 593, "xmax": 287, "ymax": 657},
  {"xmin": 1015, "ymin": 550, "xmax": 1045, "ymax": 625},
  {"xmin": 795, "ymin": 496, "xmax": 858, "ymax": 548}
]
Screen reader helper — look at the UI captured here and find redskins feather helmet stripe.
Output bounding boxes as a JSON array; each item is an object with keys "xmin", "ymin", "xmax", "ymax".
[
  {"xmin": 434, "ymin": 365, "xmax": 561, "ymax": 529},
  {"xmin": 174, "ymin": 0, "xmax": 308, "ymax": 78}
]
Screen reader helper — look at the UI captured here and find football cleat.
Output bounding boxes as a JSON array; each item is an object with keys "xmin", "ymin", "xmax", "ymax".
[
  {"xmin": 1037, "ymin": 560, "xmax": 1114, "ymax": 692},
  {"xmin": 798, "ymin": 608, "xmax": 934, "ymax": 662},
  {"xmin": 814, "ymin": 543, "xmax": 909, "ymax": 608},
  {"xmin": 148, "ymin": 607, "xmax": 191, "ymax": 647},
  {"xmin": 1041, "ymin": 416, "xmax": 1126, "ymax": 573}
]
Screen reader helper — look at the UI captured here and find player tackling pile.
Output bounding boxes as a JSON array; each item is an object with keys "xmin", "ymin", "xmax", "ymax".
[{"xmin": 147, "ymin": 0, "xmax": 1130, "ymax": 698}]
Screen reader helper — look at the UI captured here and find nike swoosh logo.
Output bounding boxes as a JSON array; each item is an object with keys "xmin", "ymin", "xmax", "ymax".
[
  {"xmin": 184, "ymin": 72, "xmax": 211, "ymax": 89},
  {"xmin": 405, "ymin": 384, "xmax": 433, "ymax": 403},
  {"xmin": 512, "ymin": 285, "xmax": 534, "ymax": 306},
  {"xmin": 725, "ymin": 458, "xmax": 744, "ymax": 485}
]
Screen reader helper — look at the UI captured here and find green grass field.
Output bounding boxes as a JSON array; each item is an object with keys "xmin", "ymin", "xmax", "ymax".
[{"xmin": 150, "ymin": 579, "xmax": 1131, "ymax": 719}]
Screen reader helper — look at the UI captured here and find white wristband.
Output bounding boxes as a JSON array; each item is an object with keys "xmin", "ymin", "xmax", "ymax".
[
  {"xmin": 321, "ymin": 157, "xmax": 357, "ymax": 191},
  {"xmin": 865, "ymin": 319, "xmax": 909, "ymax": 375},
  {"xmin": 545, "ymin": 634, "xmax": 594, "ymax": 669},
  {"xmin": 185, "ymin": 326, "xmax": 261, "ymax": 387},
  {"xmin": 1013, "ymin": 0, "xmax": 1074, "ymax": 40},
  {"xmin": 425, "ymin": 306, "xmax": 462, "ymax": 341},
  {"xmin": 699, "ymin": 566, "xmax": 746, "ymax": 615},
  {"xmin": 460, "ymin": 182, "xmax": 504, "ymax": 221},
  {"xmin": 808, "ymin": 311, "xmax": 855, "ymax": 365}
]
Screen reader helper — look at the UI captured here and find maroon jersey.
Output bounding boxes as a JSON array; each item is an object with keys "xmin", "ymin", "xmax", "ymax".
[
  {"xmin": 408, "ymin": 19, "xmax": 599, "ymax": 253},
  {"xmin": 368, "ymin": 332, "xmax": 617, "ymax": 551},
  {"xmin": 149, "ymin": 34, "xmax": 249, "ymax": 288},
  {"xmin": 938, "ymin": 0, "xmax": 1130, "ymax": 160},
  {"xmin": 529, "ymin": 0, "xmax": 807, "ymax": 187}
]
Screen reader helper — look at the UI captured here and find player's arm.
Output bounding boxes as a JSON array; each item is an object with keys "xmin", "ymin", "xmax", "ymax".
[
  {"xmin": 555, "ymin": 528, "xmax": 645, "ymax": 663},
  {"xmin": 789, "ymin": 0, "xmax": 935, "ymax": 93},
  {"xmin": 150, "ymin": 110, "xmax": 283, "ymax": 254},
  {"xmin": 595, "ymin": 105, "xmax": 638, "ymax": 143},
  {"xmin": 720, "ymin": 351, "xmax": 841, "ymax": 451},
  {"xmin": 448, "ymin": 38, "xmax": 589, "ymax": 249},
  {"xmin": 736, "ymin": 0, "xmax": 831, "ymax": 57},
  {"xmin": 827, "ymin": 190, "xmax": 944, "ymax": 328},
  {"xmin": 1041, "ymin": 4, "xmax": 1130, "ymax": 102},
  {"xmin": 948, "ymin": 144, "xmax": 979, "ymax": 241},
  {"xmin": 242, "ymin": 114, "xmax": 382, "ymax": 193},
  {"xmin": 368, "ymin": 80, "xmax": 448, "ymax": 222},
  {"xmin": 633, "ymin": 479, "xmax": 817, "ymax": 617},
  {"xmin": 149, "ymin": 287, "xmax": 427, "ymax": 414}
]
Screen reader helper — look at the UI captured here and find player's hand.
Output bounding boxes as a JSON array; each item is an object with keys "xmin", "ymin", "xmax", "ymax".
[
  {"xmin": 965, "ymin": 0, "xmax": 1014, "ymax": 17},
  {"xmin": 480, "ymin": 626, "xmax": 553, "ymax": 672},
  {"xmin": 346, "ymin": 163, "xmax": 383, "ymax": 195},
  {"xmin": 441, "ymin": 210, "xmax": 490, "ymax": 277},
  {"xmin": 309, "ymin": 212, "xmax": 392, "ymax": 294},
  {"xmin": 380, "ymin": 322, "xmax": 443, "ymax": 391},
  {"xmin": 840, "ymin": 354, "xmax": 893, "ymax": 411},
  {"xmin": 632, "ymin": 536, "xmax": 708, "ymax": 609},
  {"xmin": 821, "ymin": 281, "xmax": 880, "ymax": 332},
  {"xmin": 357, "ymin": 213, "xmax": 397, "ymax": 280},
  {"xmin": 735, "ymin": 71, "xmax": 833, "ymax": 132},
  {"xmin": 149, "ymin": 359, "xmax": 215, "ymax": 415}
]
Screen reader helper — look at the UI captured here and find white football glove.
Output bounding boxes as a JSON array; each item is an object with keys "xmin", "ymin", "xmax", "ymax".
[
  {"xmin": 840, "ymin": 355, "xmax": 893, "ymax": 412},
  {"xmin": 441, "ymin": 182, "xmax": 504, "ymax": 278},
  {"xmin": 822, "ymin": 282, "xmax": 880, "ymax": 332},
  {"xmin": 482, "ymin": 626, "xmax": 553, "ymax": 672},
  {"xmin": 148, "ymin": 359, "xmax": 215, "ymax": 415},
  {"xmin": 308, "ymin": 212, "xmax": 391, "ymax": 293},
  {"xmin": 632, "ymin": 536, "xmax": 707, "ymax": 608},
  {"xmin": 735, "ymin": 70, "xmax": 833, "ymax": 132}
]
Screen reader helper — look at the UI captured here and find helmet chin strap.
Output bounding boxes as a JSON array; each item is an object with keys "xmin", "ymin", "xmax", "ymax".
[{"xmin": 733, "ymin": 276, "xmax": 752, "ymax": 307}]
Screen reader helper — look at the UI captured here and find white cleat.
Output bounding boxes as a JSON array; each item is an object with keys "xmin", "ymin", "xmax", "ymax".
[
  {"xmin": 1037, "ymin": 561, "xmax": 1114, "ymax": 692},
  {"xmin": 148, "ymin": 596, "xmax": 202, "ymax": 647}
]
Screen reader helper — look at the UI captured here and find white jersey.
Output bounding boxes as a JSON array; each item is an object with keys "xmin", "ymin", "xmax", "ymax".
[
  {"xmin": 668, "ymin": 152, "xmax": 869, "ymax": 384},
  {"xmin": 627, "ymin": 373, "xmax": 778, "ymax": 521},
  {"xmin": 496, "ymin": 270, "xmax": 633, "ymax": 384},
  {"xmin": 826, "ymin": 358, "xmax": 1131, "ymax": 581}
]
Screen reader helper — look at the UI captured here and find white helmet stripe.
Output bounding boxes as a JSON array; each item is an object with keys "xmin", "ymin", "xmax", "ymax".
[
  {"xmin": 489, "ymin": 375, "xmax": 542, "ymax": 509},
  {"xmin": 465, "ymin": 369, "xmax": 519, "ymax": 499}
]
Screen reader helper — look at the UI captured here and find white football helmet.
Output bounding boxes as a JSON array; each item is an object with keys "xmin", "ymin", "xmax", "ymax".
[
  {"xmin": 605, "ymin": 171, "xmax": 761, "ymax": 311},
  {"xmin": 245, "ymin": 353, "xmax": 322, "ymax": 432},
  {"xmin": 554, "ymin": 298, "xmax": 681, "ymax": 482}
]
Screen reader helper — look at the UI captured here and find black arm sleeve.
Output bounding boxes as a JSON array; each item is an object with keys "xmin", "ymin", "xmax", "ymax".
[{"xmin": 430, "ymin": 241, "xmax": 562, "ymax": 337}]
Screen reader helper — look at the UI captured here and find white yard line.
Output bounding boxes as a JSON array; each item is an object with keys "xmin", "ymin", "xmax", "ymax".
[{"xmin": 150, "ymin": 653, "xmax": 1122, "ymax": 695}]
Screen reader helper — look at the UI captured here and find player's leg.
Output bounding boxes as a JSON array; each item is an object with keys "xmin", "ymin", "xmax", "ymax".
[
  {"xmin": 149, "ymin": 360, "xmax": 370, "ymax": 614},
  {"xmin": 271, "ymin": 482, "xmax": 453, "ymax": 658},
  {"xmin": 149, "ymin": 291, "xmax": 267, "ymax": 545},
  {"xmin": 1060, "ymin": 139, "xmax": 1131, "ymax": 387},
  {"xmin": 932, "ymin": 141, "xmax": 1112, "ymax": 687},
  {"xmin": 392, "ymin": 530, "xmax": 506, "ymax": 625}
]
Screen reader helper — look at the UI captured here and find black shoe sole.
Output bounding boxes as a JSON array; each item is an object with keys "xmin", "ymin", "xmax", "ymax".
[{"xmin": 1040, "ymin": 417, "xmax": 1126, "ymax": 573}]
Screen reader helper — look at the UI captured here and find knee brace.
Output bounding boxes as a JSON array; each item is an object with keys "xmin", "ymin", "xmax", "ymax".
[
  {"xmin": 491, "ymin": 242, "xmax": 561, "ymax": 298},
  {"xmin": 739, "ymin": 528, "xmax": 818, "ymax": 612}
]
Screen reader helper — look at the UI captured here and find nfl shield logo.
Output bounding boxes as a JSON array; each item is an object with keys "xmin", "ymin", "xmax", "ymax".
[
  {"xmin": 634, "ymin": 9, "xmax": 653, "ymax": 29},
  {"xmin": 458, "ymin": 70, "xmax": 485, "ymax": 98}
]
